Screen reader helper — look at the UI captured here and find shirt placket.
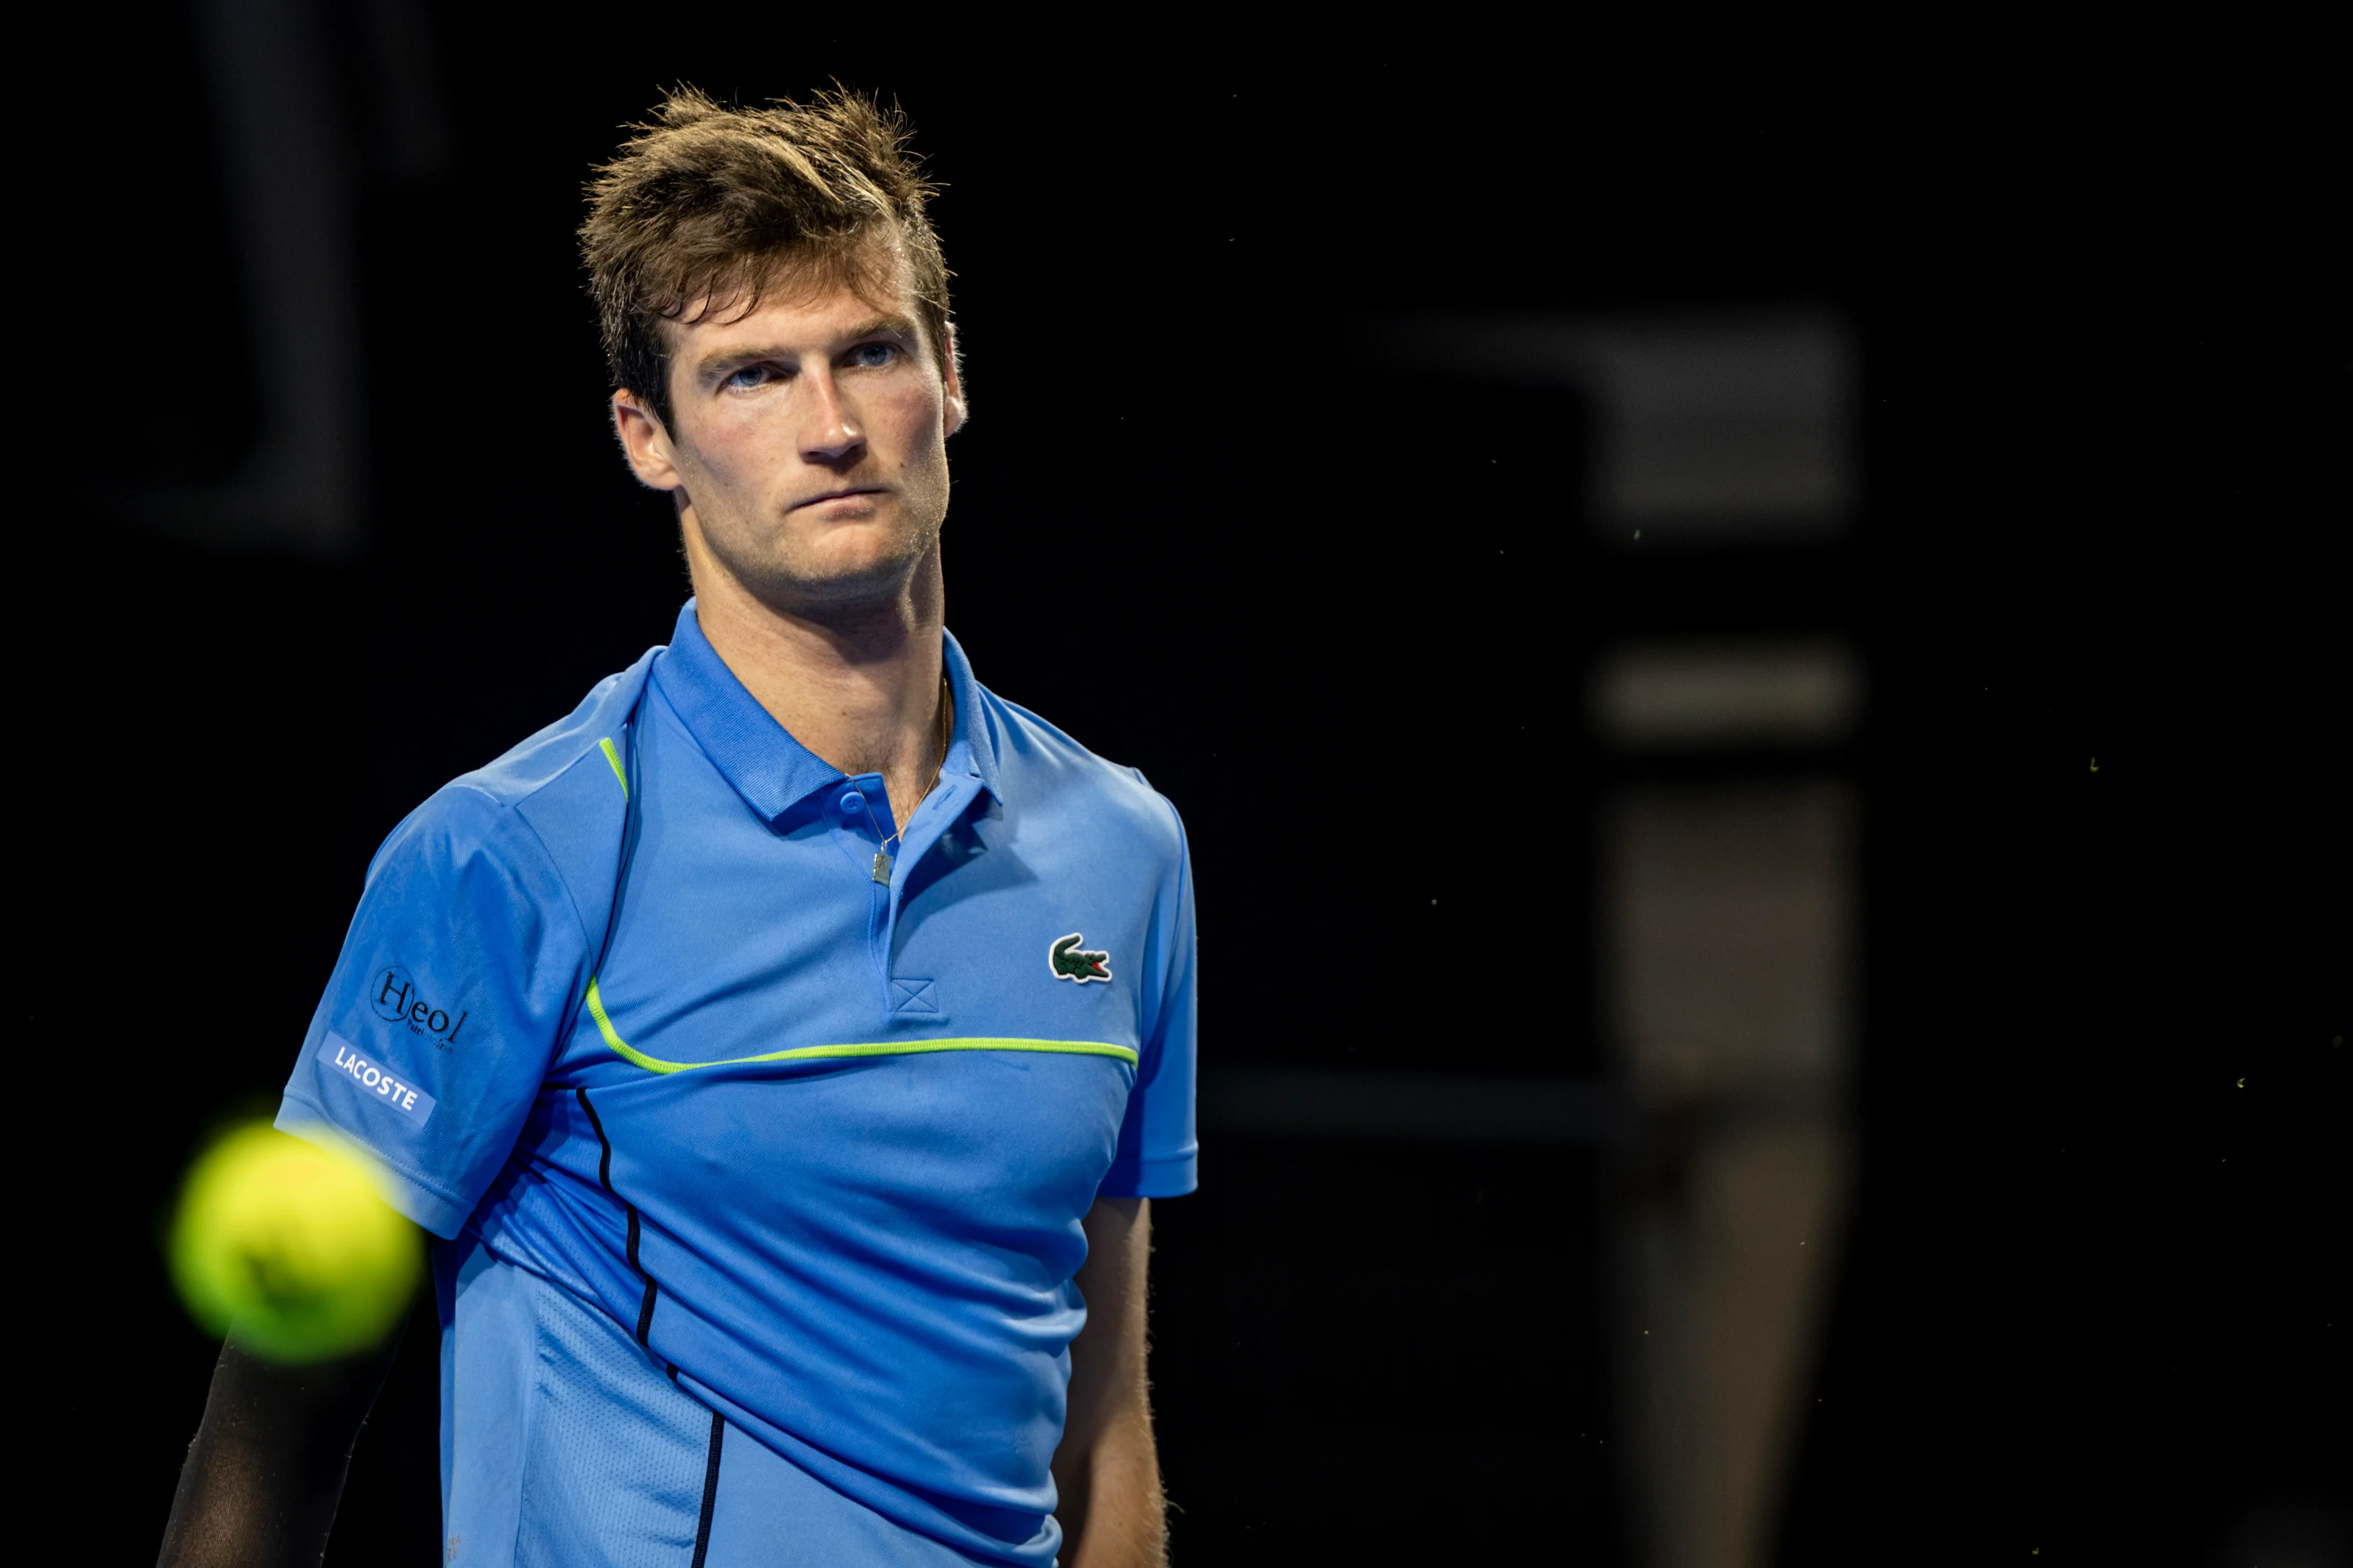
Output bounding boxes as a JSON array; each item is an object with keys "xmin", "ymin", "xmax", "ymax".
[{"xmin": 821, "ymin": 773, "xmax": 897, "ymax": 983}]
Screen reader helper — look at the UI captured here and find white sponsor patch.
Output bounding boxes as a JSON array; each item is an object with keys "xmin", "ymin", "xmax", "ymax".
[{"xmin": 320, "ymin": 1031, "xmax": 437, "ymax": 1126}]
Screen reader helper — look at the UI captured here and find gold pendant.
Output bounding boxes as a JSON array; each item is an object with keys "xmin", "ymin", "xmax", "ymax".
[{"xmin": 872, "ymin": 851, "xmax": 893, "ymax": 884}]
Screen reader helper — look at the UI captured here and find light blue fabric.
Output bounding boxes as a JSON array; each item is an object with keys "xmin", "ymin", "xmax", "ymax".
[
  {"xmin": 433, "ymin": 1239, "xmax": 991, "ymax": 1567},
  {"xmin": 283, "ymin": 603, "xmax": 1198, "ymax": 1566}
]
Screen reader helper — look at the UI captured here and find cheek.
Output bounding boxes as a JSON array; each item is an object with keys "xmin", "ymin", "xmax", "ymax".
[
  {"xmin": 880, "ymin": 384, "xmax": 949, "ymax": 458},
  {"xmin": 682, "ymin": 414, "xmax": 769, "ymax": 488}
]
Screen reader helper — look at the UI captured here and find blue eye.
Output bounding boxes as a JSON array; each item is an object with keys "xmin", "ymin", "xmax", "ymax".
[
  {"xmin": 723, "ymin": 364, "xmax": 777, "ymax": 389},
  {"xmin": 848, "ymin": 342, "xmax": 897, "ymax": 368}
]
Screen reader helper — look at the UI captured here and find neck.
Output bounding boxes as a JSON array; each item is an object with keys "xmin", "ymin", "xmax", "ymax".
[{"xmin": 688, "ymin": 546, "xmax": 948, "ymax": 785}]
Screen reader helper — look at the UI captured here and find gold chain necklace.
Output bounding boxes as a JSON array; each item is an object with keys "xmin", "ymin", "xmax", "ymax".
[{"xmin": 866, "ymin": 674, "xmax": 953, "ymax": 886}]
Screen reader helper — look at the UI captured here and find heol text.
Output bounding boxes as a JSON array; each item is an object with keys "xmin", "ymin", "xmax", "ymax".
[{"xmin": 373, "ymin": 965, "xmax": 469, "ymax": 1050}]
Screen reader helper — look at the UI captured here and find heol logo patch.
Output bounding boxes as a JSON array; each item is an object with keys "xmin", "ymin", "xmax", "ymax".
[
  {"xmin": 373, "ymin": 965, "xmax": 469, "ymax": 1050},
  {"xmin": 1049, "ymin": 933, "xmax": 1112, "ymax": 985},
  {"xmin": 319, "ymin": 1031, "xmax": 437, "ymax": 1126}
]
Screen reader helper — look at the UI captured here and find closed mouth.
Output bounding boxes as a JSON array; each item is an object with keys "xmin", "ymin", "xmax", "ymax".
[{"xmin": 797, "ymin": 487, "xmax": 887, "ymax": 510}]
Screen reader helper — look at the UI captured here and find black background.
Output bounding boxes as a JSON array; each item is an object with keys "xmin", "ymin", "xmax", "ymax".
[{"xmin": 36, "ymin": 9, "xmax": 2344, "ymax": 1564}]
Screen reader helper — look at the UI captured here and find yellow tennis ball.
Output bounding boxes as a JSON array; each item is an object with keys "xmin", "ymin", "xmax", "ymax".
[{"xmin": 169, "ymin": 1122, "xmax": 422, "ymax": 1364}]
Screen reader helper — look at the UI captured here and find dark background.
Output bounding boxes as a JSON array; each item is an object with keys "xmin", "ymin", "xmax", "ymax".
[{"xmin": 37, "ymin": 8, "xmax": 2342, "ymax": 1564}]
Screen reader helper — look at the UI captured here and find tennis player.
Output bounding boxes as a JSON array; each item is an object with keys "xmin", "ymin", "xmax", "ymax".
[{"xmin": 158, "ymin": 87, "xmax": 1197, "ymax": 1568}]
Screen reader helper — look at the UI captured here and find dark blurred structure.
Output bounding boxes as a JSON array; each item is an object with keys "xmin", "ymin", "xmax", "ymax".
[{"xmin": 36, "ymin": 9, "xmax": 2344, "ymax": 1567}]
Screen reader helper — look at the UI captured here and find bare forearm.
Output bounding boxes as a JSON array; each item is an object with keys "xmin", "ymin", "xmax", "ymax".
[
  {"xmin": 1057, "ymin": 1196, "xmax": 1165, "ymax": 1566},
  {"xmin": 157, "ymin": 1331, "xmax": 400, "ymax": 1568},
  {"xmin": 1055, "ymin": 1409, "xmax": 1168, "ymax": 1568}
]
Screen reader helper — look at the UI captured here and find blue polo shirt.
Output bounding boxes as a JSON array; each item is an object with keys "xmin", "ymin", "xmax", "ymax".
[{"xmin": 277, "ymin": 603, "xmax": 1198, "ymax": 1567}]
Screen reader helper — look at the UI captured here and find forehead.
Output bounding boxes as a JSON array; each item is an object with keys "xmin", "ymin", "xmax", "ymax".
[{"xmin": 670, "ymin": 235, "xmax": 918, "ymax": 349}]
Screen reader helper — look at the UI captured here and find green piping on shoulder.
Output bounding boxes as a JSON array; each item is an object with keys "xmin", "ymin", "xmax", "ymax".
[
  {"xmin": 598, "ymin": 736, "xmax": 628, "ymax": 797},
  {"xmin": 582, "ymin": 979, "xmax": 1138, "ymax": 1073}
]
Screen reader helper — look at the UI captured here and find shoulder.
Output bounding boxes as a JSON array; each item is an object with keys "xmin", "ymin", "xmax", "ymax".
[
  {"xmin": 975, "ymin": 687, "xmax": 1186, "ymax": 862},
  {"xmin": 367, "ymin": 647, "xmax": 662, "ymax": 897},
  {"xmin": 453, "ymin": 647, "xmax": 660, "ymax": 813}
]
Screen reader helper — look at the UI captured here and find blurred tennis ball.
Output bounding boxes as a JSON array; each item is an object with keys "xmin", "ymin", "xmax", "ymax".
[{"xmin": 169, "ymin": 1122, "xmax": 422, "ymax": 1364}]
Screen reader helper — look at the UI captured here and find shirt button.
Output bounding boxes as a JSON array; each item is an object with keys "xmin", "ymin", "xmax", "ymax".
[{"xmin": 839, "ymin": 791, "xmax": 866, "ymax": 815}]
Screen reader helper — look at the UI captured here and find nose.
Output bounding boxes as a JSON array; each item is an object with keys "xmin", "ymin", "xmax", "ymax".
[{"xmin": 800, "ymin": 369, "xmax": 866, "ymax": 469}]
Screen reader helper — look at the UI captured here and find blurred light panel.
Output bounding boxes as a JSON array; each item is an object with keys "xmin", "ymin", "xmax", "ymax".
[
  {"xmin": 1368, "ymin": 310, "xmax": 1859, "ymax": 543},
  {"xmin": 1590, "ymin": 639, "xmax": 1864, "ymax": 751},
  {"xmin": 1578, "ymin": 316, "xmax": 1856, "ymax": 539}
]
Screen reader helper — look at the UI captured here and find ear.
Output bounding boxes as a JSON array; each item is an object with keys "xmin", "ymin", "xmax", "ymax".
[
  {"xmin": 941, "ymin": 321, "xmax": 968, "ymax": 438},
  {"xmin": 612, "ymin": 390, "xmax": 685, "ymax": 491}
]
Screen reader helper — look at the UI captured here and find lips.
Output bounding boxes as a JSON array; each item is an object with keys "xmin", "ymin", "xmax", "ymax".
[{"xmin": 795, "ymin": 487, "xmax": 886, "ymax": 510}]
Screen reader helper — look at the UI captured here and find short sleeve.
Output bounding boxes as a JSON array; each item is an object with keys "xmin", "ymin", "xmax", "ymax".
[
  {"xmin": 1100, "ymin": 799, "xmax": 1198, "ymax": 1199},
  {"xmin": 276, "ymin": 786, "xmax": 591, "ymax": 1236}
]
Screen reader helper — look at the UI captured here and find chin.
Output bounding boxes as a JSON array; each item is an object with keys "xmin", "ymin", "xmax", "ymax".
[{"xmin": 747, "ymin": 540, "xmax": 930, "ymax": 610}]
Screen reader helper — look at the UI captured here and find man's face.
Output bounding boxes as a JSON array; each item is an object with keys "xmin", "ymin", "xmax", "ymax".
[{"xmin": 614, "ymin": 246, "xmax": 964, "ymax": 617}]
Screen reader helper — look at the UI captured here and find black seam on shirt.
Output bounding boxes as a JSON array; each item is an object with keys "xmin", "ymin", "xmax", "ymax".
[
  {"xmin": 690, "ymin": 1411, "xmax": 725, "ymax": 1567},
  {"xmin": 576, "ymin": 1085, "xmax": 662, "ymax": 1349},
  {"xmin": 575, "ymin": 1087, "xmax": 615, "ymax": 1194},
  {"xmin": 629, "ymin": 1206, "xmax": 659, "ymax": 1345}
]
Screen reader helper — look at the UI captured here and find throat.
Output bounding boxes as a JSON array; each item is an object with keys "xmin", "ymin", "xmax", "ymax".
[
  {"xmin": 875, "ymin": 766, "xmax": 931, "ymax": 831},
  {"xmin": 845, "ymin": 676, "xmax": 955, "ymax": 844}
]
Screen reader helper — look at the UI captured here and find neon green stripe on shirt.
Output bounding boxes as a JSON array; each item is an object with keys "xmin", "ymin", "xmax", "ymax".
[{"xmin": 582, "ymin": 978, "xmax": 1138, "ymax": 1074}]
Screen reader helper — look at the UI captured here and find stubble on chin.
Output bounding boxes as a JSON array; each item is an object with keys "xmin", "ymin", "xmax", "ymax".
[{"xmin": 696, "ymin": 497, "xmax": 942, "ymax": 622}]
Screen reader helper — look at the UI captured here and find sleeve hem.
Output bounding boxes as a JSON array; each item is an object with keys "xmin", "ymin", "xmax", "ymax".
[
  {"xmin": 1099, "ymin": 1147, "xmax": 1198, "ymax": 1200},
  {"xmin": 274, "ymin": 1096, "xmax": 474, "ymax": 1238}
]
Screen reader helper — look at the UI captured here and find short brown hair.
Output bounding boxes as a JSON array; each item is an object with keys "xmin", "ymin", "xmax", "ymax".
[{"xmin": 580, "ymin": 86, "xmax": 953, "ymax": 432}]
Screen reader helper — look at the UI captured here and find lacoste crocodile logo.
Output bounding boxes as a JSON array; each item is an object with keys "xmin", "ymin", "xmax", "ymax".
[{"xmin": 1049, "ymin": 933, "xmax": 1112, "ymax": 985}]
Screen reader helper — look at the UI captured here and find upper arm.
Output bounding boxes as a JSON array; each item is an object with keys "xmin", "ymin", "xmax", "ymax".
[
  {"xmin": 274, "ymin": 789, "xmax": 587, "ymax": 1235},
  {"xmin": 1099, "ymin": 798, "xmax": 1198, "ymax": 1200}
]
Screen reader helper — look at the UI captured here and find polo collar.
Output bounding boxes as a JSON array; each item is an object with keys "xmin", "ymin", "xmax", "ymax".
[
  {"xmin": 652, "ymin": 601, "xmax": 1001, "ymax": 826},
  {"xmin": 940, "ymin": 624, "xmax": 1002, "ymax": 805}
]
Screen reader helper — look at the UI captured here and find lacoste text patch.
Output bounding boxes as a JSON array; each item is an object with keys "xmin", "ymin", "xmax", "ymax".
[{"xmin": 320, "ymin": 1031, "xmax": 437, "ymax": 1125}]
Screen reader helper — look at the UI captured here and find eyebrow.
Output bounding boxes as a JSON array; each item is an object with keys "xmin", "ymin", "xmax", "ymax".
[{"xmin": 692, "ymin": 316, "xmax": 922, "ymax": 380}]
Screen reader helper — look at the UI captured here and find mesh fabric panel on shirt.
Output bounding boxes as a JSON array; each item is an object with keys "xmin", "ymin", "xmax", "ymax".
[{"xmin": 514, "ymin": 1270, "xmax": 714, "ymax": 1567}]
